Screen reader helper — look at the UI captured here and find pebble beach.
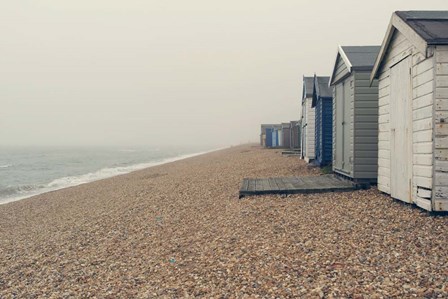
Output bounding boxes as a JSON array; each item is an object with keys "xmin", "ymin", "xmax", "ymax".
[{"xmin": 1, "ymin": 144, "xmax": 447, "ymax": 298}]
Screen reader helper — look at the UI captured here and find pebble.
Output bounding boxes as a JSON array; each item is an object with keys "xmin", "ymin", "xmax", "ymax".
[{"xmin": 0, "ymin": 145, "xmax": 447, "ymax": 297}]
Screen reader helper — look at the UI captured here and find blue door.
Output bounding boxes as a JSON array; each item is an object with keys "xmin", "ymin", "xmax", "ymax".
[{"xmin": 265, "ymin": 128, "xmax": 273, "ymax": 147}]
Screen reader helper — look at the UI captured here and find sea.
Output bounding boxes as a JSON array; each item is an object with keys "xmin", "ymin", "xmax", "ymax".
[{"xmin": 0, "ymin": 145, "xmax": 218, "ymax": 204}]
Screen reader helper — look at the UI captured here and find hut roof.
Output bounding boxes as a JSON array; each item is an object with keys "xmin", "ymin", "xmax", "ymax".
[
  {"xmin": 371, "ymin": 11, "xmax": 448, "ymax": 82},
  {"xmin": 303, "ymin": 76, "xmax": 314, "ymax": 100},
  {"xmin": 330, "ymin": 46, "xmax": 380, "ymax": 85},
  {"xmin": 396, "ymin": 11, "xmax": 448, "ymax": 44},
  {"xmin": 341, "ymin": 46, "xmax": 380, "ymax": 69},
  {"xmin": 312, "ymin": 76, "xmax": 331, "ymax": 107}
]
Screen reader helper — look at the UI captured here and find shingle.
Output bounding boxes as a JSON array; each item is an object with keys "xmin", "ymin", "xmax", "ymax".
[
  {"xmin": 316, "ymin": 76, "xmax": 331, "ymax": 98},
  {"xmin": 396, "ymin": 11, "xmax": 448, "ymax": 44},
  {"xmin": 341, "ymin": 46, "xmax": 380, "ymax": 69},
  {"xmin": 303, "ymin": 77, "xmax": 314, "ymax": 97}
]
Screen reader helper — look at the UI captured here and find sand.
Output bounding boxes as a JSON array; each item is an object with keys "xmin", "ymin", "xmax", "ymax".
[{"xmin": 0, "ymin": 144, "xmax": 447, "ymax": 298}]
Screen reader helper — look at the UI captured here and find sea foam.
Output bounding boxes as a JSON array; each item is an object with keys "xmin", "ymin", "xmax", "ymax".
[{"xmin": 0, "ymin": 148, "xmax": 223, "ymax": 205}]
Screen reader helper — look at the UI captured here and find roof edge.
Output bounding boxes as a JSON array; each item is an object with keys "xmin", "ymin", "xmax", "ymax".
[
  {"xmin": 370, "ymin": 11, "xmax": 429, "ymax": 84},
  {"xmin": 329, "ymin": 45, "xmax": 353, "ymax": 86}
]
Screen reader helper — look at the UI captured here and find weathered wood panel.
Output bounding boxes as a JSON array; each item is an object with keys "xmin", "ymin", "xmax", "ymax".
[
  {"xmin": 436, "ymin": 63, "xmax": 448, "ymax": 75},
  {"xmin": 376, "ymin": 28, "xmax": 439, "ymax": 210},
  {"xmin": 303, "ymin": 96, "xmax": 316, "ymax": 161},
  {"xmin": 435, "ymin": 98, "xmax": 448, "ymax": 110},
  {"xmin": 434, "ymin": 46, "xmax": 448, "ymax": 210},
  {"xmin": 413, "ymin": 142, "xmax": 433, "ymax": 154}
]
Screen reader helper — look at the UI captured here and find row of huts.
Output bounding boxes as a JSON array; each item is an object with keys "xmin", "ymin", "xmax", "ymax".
[
  {"xmin": 262, "ymin": 11, "xmax": 448, "ymax": 212},
  {"xmin": 260, "ymin": 122, "xmax": 300, "ymax": 149}
]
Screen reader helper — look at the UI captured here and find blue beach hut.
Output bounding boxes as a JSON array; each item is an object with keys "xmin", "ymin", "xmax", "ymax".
[
  {"xmin": 265, "ymin": 127, "xmax": 273, "ymax": 147},
  {"xmin": 312, "ymin": 75, "xmax": 333, "ymax": 167}
]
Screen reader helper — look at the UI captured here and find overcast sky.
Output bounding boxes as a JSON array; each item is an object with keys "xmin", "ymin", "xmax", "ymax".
[{"xmin": 1, "ymin": 0, "xmax": 447, "ymax": 148}]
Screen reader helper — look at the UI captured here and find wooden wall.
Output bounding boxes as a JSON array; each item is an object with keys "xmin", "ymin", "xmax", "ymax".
[
  {"xmin": 303, "ymin": 97, "xmax": 316, "ymax": 161},
  {"xmin": 353, "ymin": 72, "xmax": 379, "ymax": 179},
  {"xmin": 377, "ymin": 29, "xmax": 435, "ymax": 210},
  {"xmin": 434, "ymin": 45, "xmax": 448, "ymax": 211}
]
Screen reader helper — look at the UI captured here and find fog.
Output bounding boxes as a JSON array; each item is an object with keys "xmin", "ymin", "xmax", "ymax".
[{"xmin": 1, "ymin": 0, "xmax": 446, "ymax": 148}]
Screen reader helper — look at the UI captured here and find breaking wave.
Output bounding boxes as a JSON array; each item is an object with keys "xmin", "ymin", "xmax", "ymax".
[{"xmin": 0, "ymin": 148, "xmax": 222, "ymax": 205}]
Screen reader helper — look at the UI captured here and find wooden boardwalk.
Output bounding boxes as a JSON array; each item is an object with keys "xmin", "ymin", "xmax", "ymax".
[
  {"xmin": 239, "ymin": 175, "xmax": 356, "ymax": 198},
  {"xmin": 281, "ymin": 150, "xmax": 301, "ymax": 156}
]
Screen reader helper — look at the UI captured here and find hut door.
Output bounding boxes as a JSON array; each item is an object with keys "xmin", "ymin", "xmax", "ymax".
[
  {"xmin": 343, "ymin": 81, "xmax": 351, "ymax": 173},
  {"xmin": 390, "ymin": 56, "xmax": 412, "ymax": 203},
  {"xmin": 335, "ymin": 84, "xmax": 344, "ymax": 170},
  {"xmin": 335, "ymin": 82, "xmax": 351, "ymax": 173},
  {"xmin": 272, "ymin": 130, "xmax": 277, "ymax": 147}
]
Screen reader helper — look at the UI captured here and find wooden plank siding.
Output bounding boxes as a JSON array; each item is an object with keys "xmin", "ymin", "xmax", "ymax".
[
  {"xmin": 377, "ymin": 29, "xmax": 437, "ymax": 210},
  {"xmin": 353, "ymin": 72, "xmax": 379, "ymax": 179},
  {"xmin": 412, "ymin": 52, "xmax": 434, "ymax": 209},
  {"xmin": 315, "ymin": 97, "xmax": 333, "ymax": 166},
  {"xmin": 433, "ymin": 45, "xmax": 448, "ymax": 211},
  {"xmin": 333, "ymin": 55, "xmax": 350, "ymax": 87},
  {"xmin": 303, "ymin": 96, "xmax": 316, "ymax": 161},
  {"xmin": 378, "ymin": 63, "xmax": 392, "ymax": 193}
]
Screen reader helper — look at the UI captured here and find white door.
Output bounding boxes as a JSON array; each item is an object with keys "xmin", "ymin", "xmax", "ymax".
[
  {"xmin": 390, "ymin": 56, "xmax": 413, "ymax": 202},
  {"xmin": 335, "ymin": 84, "xmax": 344, "ymax": 170},
  {"xmin": 343, "ymin": 80, "xmax": 351, "ymax": 173},
  {"xmin": 302, "ymin": 102, "xmax": 307, "ymax": 157}
]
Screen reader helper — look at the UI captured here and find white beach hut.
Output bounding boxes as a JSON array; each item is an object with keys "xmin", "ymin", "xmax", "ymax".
[
  {"xmin": 300, "ymin": 76, "xmax": 316, "ymax": 162},
  {"xmin": 371, "ymin": 11, "xmax": 448, "ymax": 211}
]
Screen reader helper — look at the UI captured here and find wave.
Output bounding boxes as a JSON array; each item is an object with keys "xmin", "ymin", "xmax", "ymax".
[
  {"xmin": 0, "ymin": 184, "xmax": 45, "ymax": 198},
  {"xmin": 0, "ymin": 147, "xmax": 225, "ymax": 205}
]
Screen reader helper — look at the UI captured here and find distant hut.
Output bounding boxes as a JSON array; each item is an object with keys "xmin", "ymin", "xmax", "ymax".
[
  {"xmin": 290, "ymin": 120, "xmax": 301, "ymax": 149},
  {"xmin": 312, "ymin": 76, "xmax": 333, "ymax": 167},
  {"xmin": 301, "ymin": 76, "xmax": 316, "ymax": 162},
  {"xmin": 266, "ymin": 124, "xmax": 282, "ymax": 148},
  {"xmin": 329, "ymin": 46, "xmax": 380, "ymax": 183},
  {"xmin": 274, "ymin": 125, "xmax": 283, "ymax": 147},
  {"xmin": 282, "ymin": 123, "xmax": 291, "ymax": 148},
  {"xmin": 370, "ymin": 11, "xmax": 448, "ymax": 211},
  {"xmin": 260, "ymin": 124, "xmax": 276, "ymax": 147}
]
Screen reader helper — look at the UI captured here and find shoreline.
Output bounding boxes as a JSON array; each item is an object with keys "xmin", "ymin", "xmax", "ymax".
[{"xmin": 0, "ymin": 146, "xmax": 229, "ymax": 205}]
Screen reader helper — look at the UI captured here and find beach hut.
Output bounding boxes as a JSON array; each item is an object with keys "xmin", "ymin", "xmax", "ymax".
[
  {"xmin": 290, "ymin": 121, "xmax": 300, "ymax": 149},
  {"xmin": 301, "ymin": 76, "xmax": 316, "ymax": 162},
  {"xmin": 265, "ymin": 127, "xmax": 274, "ymax": 147},
  {"xmin": 370, "ymin": 11, "xmax": 448, "ymax": 211},
  {"xmin": 272, "ymin": 128, "xmax": 277, "ymax": 147},
  {"xmin": 282, "ymin": 123, "xmax": 291, "ymax": 148},
  {"xmin": 261, "ymin": 124, "xmax": 276, "ymax": 147},
  {"xmin": 329, "ymin": 46, "xmax": 380, "ymax": 182},
  {"xmin": 277, "ymin": 126, "xmax": 283, "ymax": 147},
  {"xmin": 312, "ymin": 76, "xmax": 333, "ymax": 167}
]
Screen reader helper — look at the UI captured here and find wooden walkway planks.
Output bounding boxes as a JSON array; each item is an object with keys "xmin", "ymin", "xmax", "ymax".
[
  {"xmin": 239, "ymin": 175, "xmax": 356, "ymax": 198},
  {"xmin": 281, "ymin": 150, "xmax": 301, "ymax": 156}
]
